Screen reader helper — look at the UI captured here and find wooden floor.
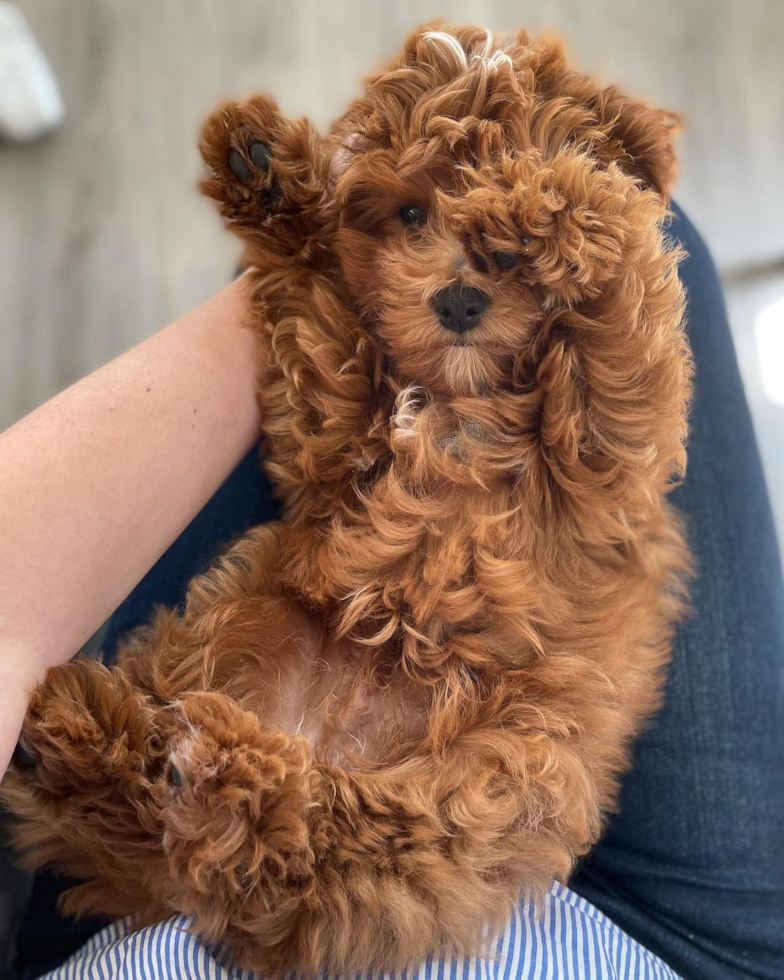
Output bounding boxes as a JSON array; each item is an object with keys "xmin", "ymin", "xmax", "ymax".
[{"xmin": 1, "ymin": 0, "xmax": 783, "ymax": 537}]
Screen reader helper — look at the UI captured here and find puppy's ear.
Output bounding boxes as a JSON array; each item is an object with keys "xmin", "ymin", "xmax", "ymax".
[
  {"xmin": 524, "ymin": 38, "xmax": 681, "ymax": 199},
  {"xmin": 592, "ymin": 87, "xmax": 681, "ymax": 199}
]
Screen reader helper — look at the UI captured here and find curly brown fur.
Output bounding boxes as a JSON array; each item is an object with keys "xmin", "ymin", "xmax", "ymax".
[{"xmin": 3, "ymin": 23, "xmax": 692, "ymax": 975}]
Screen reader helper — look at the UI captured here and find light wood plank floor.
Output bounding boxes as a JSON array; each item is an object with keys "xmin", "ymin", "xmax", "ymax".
[{"xmin": 2, "ymin": 0, "xmax": 783, "ymax": 537}]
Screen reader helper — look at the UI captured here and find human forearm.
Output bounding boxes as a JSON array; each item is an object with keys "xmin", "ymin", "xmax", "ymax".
[{"xmin": 0, "ymin": 275, "xmax": 261, "ymax": 754}]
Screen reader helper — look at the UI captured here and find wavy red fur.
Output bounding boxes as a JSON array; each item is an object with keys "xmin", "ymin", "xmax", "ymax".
[{"xmin": 3, "ymin": 23, "xmax": 692, "ymax": 975}]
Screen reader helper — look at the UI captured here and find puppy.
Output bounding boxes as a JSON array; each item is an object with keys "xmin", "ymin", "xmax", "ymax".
[{"xmin": 4, "ymin": 23, "xmax": 692, "ymax": 976}]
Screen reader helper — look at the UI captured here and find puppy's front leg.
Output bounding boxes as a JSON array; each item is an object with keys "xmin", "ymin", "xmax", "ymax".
[{"xmin": 200, "ymin": 96, "xmax": 335, "ymax": 266}]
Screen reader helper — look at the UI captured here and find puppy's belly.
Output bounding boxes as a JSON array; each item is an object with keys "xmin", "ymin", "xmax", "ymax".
[
  {"xmin": 216, "ymin": 601, "xmax": 427, "ymax": 769},
  {"xmin": 268, "ymin": 643, "xmax": 426, "ymax": 768}
]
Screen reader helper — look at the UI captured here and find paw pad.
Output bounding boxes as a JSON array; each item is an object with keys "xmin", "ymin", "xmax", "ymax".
[
  {"xmin": 228, "ymin": 148, "xmax": 252, "ymax": 182},
  {"xmin": 249, "ymin": 140, "xmax": 271, "ymax": 170},
  {"xmin": 228, "ymin": 139, "xmax": 272, "ymax": 183}
]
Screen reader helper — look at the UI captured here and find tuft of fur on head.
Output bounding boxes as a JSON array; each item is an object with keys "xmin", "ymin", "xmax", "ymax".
[
  {"xmin": 422, "ymin": 29, "xmax": 514, "ymax": 71},
  {"xmin": 330, "ymin": 23, "xmax": 682, "ymax": 402}
]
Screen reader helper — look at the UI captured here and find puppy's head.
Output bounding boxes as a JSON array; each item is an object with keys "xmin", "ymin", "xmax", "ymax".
[{"xmin": 331, "ymin": 25, "xmax": 680, "ymax": 398}]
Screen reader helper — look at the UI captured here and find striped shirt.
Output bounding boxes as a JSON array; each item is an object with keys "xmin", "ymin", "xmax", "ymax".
[{"xmin": 41, "ymin": 882, "xmax": 680, "ymax": 980}]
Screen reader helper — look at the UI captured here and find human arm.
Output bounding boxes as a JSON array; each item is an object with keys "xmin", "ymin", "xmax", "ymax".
[{"xmin": 0, "ymin": 274, "xmax": 261, "ymax": 778}]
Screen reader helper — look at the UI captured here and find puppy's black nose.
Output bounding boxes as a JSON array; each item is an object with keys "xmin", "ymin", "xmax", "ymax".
[{"xmin": 432, "ymin": 285, "xmax": 491, "ymax": 333}]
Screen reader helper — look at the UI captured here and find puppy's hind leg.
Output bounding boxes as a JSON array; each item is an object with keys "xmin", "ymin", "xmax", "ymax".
[
  {"xmin": 159, "ymin": 691, "xmax": 320, "ymax": 969},
  {"xmin": 2, "ymin": 658, "xmax": 170, "ymax": 919},
  {"xmin": 200, "ymin": 96, "xmax": 335, "ymax": 265},
  {"xmin": 159, "ymin": 689, "xmax": 575, "ymax": 976}
]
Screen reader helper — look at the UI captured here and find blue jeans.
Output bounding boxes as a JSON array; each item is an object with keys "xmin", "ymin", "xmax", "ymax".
[
  {"xmin": 16, "ymin": 205, "xmax": 784, "ymax": 980},
  {"xmin": 568, "ymin": 205, "xmax": 784, "ymax": 979}
]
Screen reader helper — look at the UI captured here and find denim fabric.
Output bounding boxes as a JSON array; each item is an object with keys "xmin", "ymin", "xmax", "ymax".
[
  {"xmin": 569, "ymin": 204, "xmax": 784, "ymax": 980},
  {"xmin": 15, "ymin": 205, "xmax": 784, "ymax": 980}
]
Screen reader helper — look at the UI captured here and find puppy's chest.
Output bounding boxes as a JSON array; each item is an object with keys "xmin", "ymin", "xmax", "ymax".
[{"xmin": 310, "ymin": 413, "xmax": 516, "ymax": 607}]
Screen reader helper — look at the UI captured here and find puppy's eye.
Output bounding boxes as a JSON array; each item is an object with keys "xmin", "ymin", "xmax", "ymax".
[
  {"xmin": 399, "ymin": 204, "xmax": 426, "ymax": 226},
  {"xmin": 494, "ymin": 250, "xmax": 519, "ymax": 269}
]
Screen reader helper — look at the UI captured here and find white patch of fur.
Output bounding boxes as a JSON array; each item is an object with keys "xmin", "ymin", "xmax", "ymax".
[
  {"xmin": 423, "ymin": 28, "xmax": 514, "ymax": 73},
  {"xmin": 477, "ymin": 48, "xmax": 514, "ymax": 72},
  {"xmin": 391, "ymin": 384, "xmax": 424, "ymax": 439},
  {"xmin": 423, "ymin": 30, "xmax": 468, "ymax": 69}
]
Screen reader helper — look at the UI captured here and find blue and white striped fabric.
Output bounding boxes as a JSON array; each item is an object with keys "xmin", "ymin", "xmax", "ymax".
[{"xmin": 41, "ymin": 882, "xmax": 681, "ymax": 980}]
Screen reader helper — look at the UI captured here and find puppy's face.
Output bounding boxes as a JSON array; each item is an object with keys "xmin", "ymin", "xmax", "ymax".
[{"xmin": 333, "ymin": 27, "xmax": 674, "ymax": 398}]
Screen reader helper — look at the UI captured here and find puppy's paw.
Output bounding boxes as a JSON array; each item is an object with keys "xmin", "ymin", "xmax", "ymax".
[
  {"xmin": 162, "ymin": 692, "xmax": 316, "ymax": 900},
  {"xmin": 200, "ymin": 96, "xmax": 332, "ymax": 256},
  {"xmin": 200, "ymin": 97, "xmax": 282, "ymax": 216}
]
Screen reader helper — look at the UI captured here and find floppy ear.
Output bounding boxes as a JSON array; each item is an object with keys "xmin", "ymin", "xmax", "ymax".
[
  {"xmin": 522, "ymin": 37, "xmax": 681, "ymax": 199},
  {"xmin": 591, "ymin": 86, "xmax": 681, "ymax": 198}
]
